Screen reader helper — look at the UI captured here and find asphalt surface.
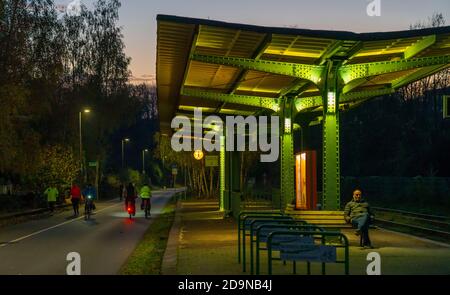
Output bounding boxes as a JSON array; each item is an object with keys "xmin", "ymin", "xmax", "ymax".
[{"xmin": 0, "ymin": 189, "xmax": 179, "ymax": 275}]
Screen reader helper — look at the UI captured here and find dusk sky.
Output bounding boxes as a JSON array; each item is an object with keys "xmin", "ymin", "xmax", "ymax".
[{"xmin": 56, "ymin": 0, "xmax": 450, "ymax": 83}]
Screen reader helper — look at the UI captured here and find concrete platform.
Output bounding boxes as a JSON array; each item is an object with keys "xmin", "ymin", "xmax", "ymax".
[{"xmin": 162, "ymin": 200, "xmax": 450, "ymax": 275}]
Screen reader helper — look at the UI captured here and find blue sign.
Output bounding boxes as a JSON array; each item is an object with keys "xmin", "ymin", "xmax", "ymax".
[
  {"xmin": 271, "ymin": 236, "xmax": 314, "ymax": 250},
  {"xmin": 280, "ymin": 245, "xmax": 337, "ymax": 263}
]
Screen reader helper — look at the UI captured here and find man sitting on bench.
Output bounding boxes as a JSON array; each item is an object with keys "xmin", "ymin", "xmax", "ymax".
[{"xmin": 344, "ymin": 189, "xmax": 374, "ymax": 249}]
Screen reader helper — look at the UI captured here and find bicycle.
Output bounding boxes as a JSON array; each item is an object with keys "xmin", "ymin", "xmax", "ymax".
[
  {"xmin": 84, "ymin": 195, "xmax": 94, "ymax": 220},
  {"xmin": 142, "ymin": 198, "xmax": 151, "ymax": 219}
]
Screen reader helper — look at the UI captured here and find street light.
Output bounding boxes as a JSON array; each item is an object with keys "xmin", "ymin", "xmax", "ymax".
[
  {"xmin": 121, "ymin": 138, "xmax": 130, "ymax": 169},
  {"xmin": 142, "ymin": 149, "xmax": 149, "ymax": 174},
  {"xmin": 79, "ymin": 108, "xmax": 91, "ymax": 182}
]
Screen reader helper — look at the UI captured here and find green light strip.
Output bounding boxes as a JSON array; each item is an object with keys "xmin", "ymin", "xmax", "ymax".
[
  {"xmin": 191, "ymin": 54, "xmax": 324, "ymax": 84},
  {"xmin": 181, "ymin": 88, "xmax": 280, "ymax": 112}
]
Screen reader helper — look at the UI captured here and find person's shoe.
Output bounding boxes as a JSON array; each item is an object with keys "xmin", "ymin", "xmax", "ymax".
[{"xmin": 364, "ymin": 244, "xmax": 374, "ymax": 249}]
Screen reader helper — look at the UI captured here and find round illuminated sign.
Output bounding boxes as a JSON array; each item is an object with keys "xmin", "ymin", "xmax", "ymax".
[{"xmin": 193, "ymin": 150, "xmax": 204, "ymax": 160}]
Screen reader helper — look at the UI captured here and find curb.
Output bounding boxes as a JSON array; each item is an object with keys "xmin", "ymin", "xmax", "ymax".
[
  {"xmin": 161, "ymin": 199, "xmax": 182, "ymax": 275},
  {"xmin": 0, "ymin": 204, "xmax": 71, "ymax": 221}
]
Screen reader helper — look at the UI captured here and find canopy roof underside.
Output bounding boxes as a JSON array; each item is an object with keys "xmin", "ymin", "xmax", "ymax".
[{"xmin": 157, "ymin": 15, "xmax": 450, "ymax": 133}]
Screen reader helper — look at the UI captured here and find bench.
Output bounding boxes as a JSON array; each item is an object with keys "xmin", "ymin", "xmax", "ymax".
[
  {"xmin": 245, "ymin": 219, "xmax": 310, "ymax": 274},
  {"xmin": 253, "ymin": 223, "xmax": 324, "ymax": 275},
  {"xmin": 267, "ymin": 231, "xmax": 350, "ymax": 275},
  {"xmin": 240, "ymin": 214, "xmax": 294, "ymax": 272},
  {"xmin": 237, "ymin": 210, "xmax": 285, "ymax": 264}
]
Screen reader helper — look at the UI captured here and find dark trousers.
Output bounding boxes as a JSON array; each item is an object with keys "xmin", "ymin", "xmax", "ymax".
[
  {"xmin": 141, "ymin": 198, "xmax": 151, "ymax": 210},
  {"xmin": 352, "ymin": 213, "xmax": 372, "ymax": 246},
  {"xmin": 72, "ymin": 198, "xmax": 80, "ymax": 215},
  {"xmin": 48, "ymin": 201, "xmax": 55, "ymax": 212}
]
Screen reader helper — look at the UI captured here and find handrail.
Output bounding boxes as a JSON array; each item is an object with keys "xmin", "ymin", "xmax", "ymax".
[
  {"xmin": 240, "ymin": 215, "xmax": 292, "ymax": 272},
  {"xmin": 267, "ymin": 231, "xmax": 349, "ymax": 275},
  {"xmin": 237, "ymin": 210, "xmax": 284, "ymax": 263},
  {"xmin": 254, "ymin": 223, "xmax": 324, "ymax": 275}
]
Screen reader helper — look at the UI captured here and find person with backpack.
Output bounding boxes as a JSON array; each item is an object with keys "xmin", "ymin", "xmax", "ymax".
[{"xmin": 139, "ymin": 183, "xmax": 152, "ymax": 218}]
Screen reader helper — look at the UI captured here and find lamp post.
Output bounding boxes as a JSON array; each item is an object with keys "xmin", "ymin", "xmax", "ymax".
[
  {"xmin": 79, "ymin": 108, "xmax": 91, "ymax": 182},
  {"xmin": 121, "ymin": 138, "xmax": 130, "ymax": 169},
  {"xmin": 142, "ymin": 149, "xmax": 149, "ymax": 174}
]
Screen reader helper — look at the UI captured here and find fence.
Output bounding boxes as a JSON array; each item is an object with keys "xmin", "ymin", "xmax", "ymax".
[{"xmin": 341, "ymin": 176, "xmax": 450, "ymax": 215}]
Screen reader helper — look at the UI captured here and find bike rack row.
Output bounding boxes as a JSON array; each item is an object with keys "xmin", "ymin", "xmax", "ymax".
[{"xmin": 238, "ymin": 211, "xmax": 350, "ymax": 275}]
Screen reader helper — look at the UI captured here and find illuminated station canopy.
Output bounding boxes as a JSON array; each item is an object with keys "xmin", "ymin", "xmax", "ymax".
[
  {"xmin": 156, "ymin": 14, "xmax": 450, "ymax": 134},
  {"xmin": 156, "ymin": 14, "xmax": 450, "ymax": 211}
]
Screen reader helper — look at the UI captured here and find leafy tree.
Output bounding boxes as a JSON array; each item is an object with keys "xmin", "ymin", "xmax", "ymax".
[
  {"xmin": 0, "ymin": 0, "xmax": 149, "ymax": 195},
  {"xmin": 29, "ymin": 144, "xmax": 78, "ymax": 190}
]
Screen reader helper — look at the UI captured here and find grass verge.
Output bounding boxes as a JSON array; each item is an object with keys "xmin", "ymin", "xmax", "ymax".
[{"xmin": 119, "ymin": 197, "xmax": 177, "ymax": 275}]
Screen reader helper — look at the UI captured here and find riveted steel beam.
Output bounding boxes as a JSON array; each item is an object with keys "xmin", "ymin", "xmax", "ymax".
[
  {"xmin": 322, "ymin": 91, "xmax": 341, "ymax": 210},
  {"xmin": 342, "ymin": 77, "xmax": 370, "ymax": 93},
  {"xmin": 181, "ymin": 88, "xmax": 280, "ymax": 112},
  {"xmin": 344, "ymin": 41, "xmax": 364, "ymax": 62},
  {"xmin": 404, "ymin": 35, "xmax": 436, "ymax": 59},
  {"xmin": 321, "ymin": 59, "xmax": 342, "ymax": 210},
  {"xmin": 319, "ymin": 40, "xmax": 344, "ymax": 65},
  {"xmin": 192, "ymin": 54, "xmax": 324, "ymax": 84},
  {"xmin": 180, "ymin": 28, "xmax": 199, "ymax": 93},
  {"xmin": 229, "ymin": 34, "xmax": 272, "ymax": 95},
  {"xmin": 220, "ymin": 135, "xmax": 226, "ymax": 211},
  {"xmin": 295, "ymin": 96, "xmax": 323, "ymax": 112},
  {"xmin": 391, "ymin": 64, "xmax": 449, "ymax": 89},
  {"xmin": 278, "ymin": 79, "xmax": 312, "ymax": 99},
  {"xmin": 340, "ymin": 88, "xmax": 395, "ymax": 102},
  {"xmin": 339, "ymin": 55, "xmax": 450, "ymax": 83},
  {"xmin": 280, "ymin": 97, "xmax": 295, "ymax": 212},
  {"xmin": 294, "ymin": 88, "xmax": 396, "ymax": 113}
]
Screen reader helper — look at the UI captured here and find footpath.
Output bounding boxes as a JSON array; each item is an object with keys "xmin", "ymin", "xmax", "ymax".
[{"xmin": 162, "ymin": 200, "xmax": 450, "ymax": 275}]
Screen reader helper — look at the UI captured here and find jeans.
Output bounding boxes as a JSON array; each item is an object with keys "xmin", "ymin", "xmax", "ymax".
[
  {"xmin": 352, "ymin": 213, "xmax": 372, "ymax": 246},
  {"xmin": 72, "ymin": 198, "xmax": 80, "ymax": 215}
]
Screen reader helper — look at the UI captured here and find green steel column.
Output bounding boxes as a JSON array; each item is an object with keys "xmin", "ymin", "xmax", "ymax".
[
  {"xmin": 224, "ymin": 150, "xmax": 231, "ymax": 213},
  {"xmin": 321, "ymin": 62, "xmax": 341, "ymax": 210},
  {"xmin": 220, "ymin": 135, "xmax": 226, "ymax": 211},
  {"xmin": 231, "ymin": 152, "xmax": 241, "ymax": 191},
  {"xmin": 280, "ymin": 97, "xmax": 295, "ymax": 212},
  {"xmin": 230, "ymin": 151, "xmax": 241, "ymax": 217}
]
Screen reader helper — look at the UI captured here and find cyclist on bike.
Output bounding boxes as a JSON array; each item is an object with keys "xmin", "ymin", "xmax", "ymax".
[
  {"xmin": 125, "ymin": 182, "xmax": 136, "ymax": 216},
  {"xmin": 82, "ymin": 183, "xmax": 97, "ymax": 215},
  {"xmin": 139, "ymin": 183, "xmax": 152, "ymax": 217}
]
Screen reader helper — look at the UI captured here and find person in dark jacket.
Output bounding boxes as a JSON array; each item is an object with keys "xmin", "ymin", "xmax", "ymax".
[
  {"xmin": 344, "ymin": 189, "xmax": 374, "ymax": 248},
  {"xmin": 82, "ymin": 183, "xmax": 97, "ymax": 212},
  {"xmin": 70, "ymin": 183, "xmax": 81, "ymax": 216},
  {"xmin": 125, "ymin": 183, "xmax": 137, "ymax": 215}
]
